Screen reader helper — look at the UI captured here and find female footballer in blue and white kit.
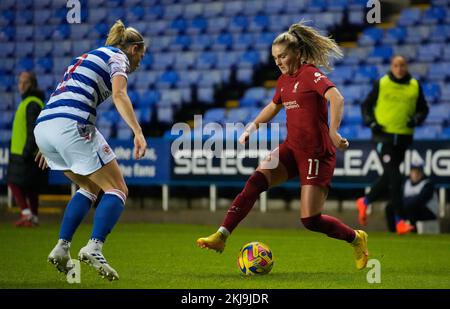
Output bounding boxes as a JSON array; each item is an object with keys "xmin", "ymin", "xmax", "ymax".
[{"xmin": 34, "ymin": 20, "xmax": 146, "ymax": 281}]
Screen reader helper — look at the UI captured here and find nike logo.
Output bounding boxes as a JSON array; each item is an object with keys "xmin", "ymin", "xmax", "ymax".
[{"xmin": 306, "ymin": 176, "xmax": 318, "ymax": 179}]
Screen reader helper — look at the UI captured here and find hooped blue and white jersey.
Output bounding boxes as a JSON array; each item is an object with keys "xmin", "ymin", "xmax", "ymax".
[{"xmin": 36, "ymin": 46, "xmax": 130, "ymax": 125}]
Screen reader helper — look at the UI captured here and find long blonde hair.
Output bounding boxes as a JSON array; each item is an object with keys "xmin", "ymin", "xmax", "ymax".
[
  {"xmin": 105, "ymin": 20, "xmax": 144, "ymax": 50},
  {"xmin": 272, "ymin": 20, "xmax": 343, "ymax": 71}
]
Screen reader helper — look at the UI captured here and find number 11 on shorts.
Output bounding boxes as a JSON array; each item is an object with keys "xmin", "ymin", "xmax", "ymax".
[{"xmin": 307, "ymin": 158, "xmax": 319, "ymax": 179}]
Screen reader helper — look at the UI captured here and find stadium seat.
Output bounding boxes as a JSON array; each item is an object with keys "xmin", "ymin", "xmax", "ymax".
[
  {"xmin": 426, "ymin": 62, "xmax": 450, "ymax": 81},
  {"xmin": 206, "ymin": 17, "xmax": 229, "ymax": 34},
  {"xmin": 15, "ymin": 42, "xmax": 34, "ymax": 58},
  {"xmin": 186, "ymin": 16, "xmax": 208, "ymax": 35},
  {"xmin": 416, "ymin": 44, "xmax": 443, "ymax": 62},
  {"xmin": 226, "ymin": 107, "xmax": 251, "ymax": 124},
  {"xmin": 52, "ymin": 24, "xmax": 71, "ymax": 40},
  {"xmin": 232, "ymin": 33, "xmax": 254, "ymax": 51},
  {"xmin": 170, "ymin": 35, "xmax": 192, "ymax": 51},
  {"xmin": 216, "ymin": 51, "xmax": 239, "ymax": 69},
  {"xmin": 422, "ymin": 83, "xmax": 441, "ymax": 104},
  {"xmin": 367, "ymin": 46, "xmax": 393, "ymax": 64},
  {"xmin": 429, "ymin": 25, "xmax": 450, "ymax": 43},
  {"xmin": 204, "ymin": 108, "xmax": 226, "ymax": 124},
  {"xmin": 229, "ymin": 15, "xmax": 248, "ymax": 33},
  {"xmin": 414, "ymin": 126, "xmax": 441, "ymax": 140},
  {"xmin": 329, "ymin": 66, "xmax": 355, "ymax": 84},
  {"xmin": 184, "ymin": 3, "xmax": 203, "ymax": 19},
  {"xmin": 198, "ymin": 70, "xmax": 222, "ymax": 87},
  {"xmin": 157, "ymin": 106, "xmax": 174, "ymax": 124},
  {"xmin": 344, "ymin": 105, "xmax": 363, "ymax": 125},
  {"xmin": 425, "ymin": 104, "xmax": 450, "ymax": 126},
  {"xmin": 151, "ymin": 53, "xmax": 175, "ymax": 70},
  {"xmin": 202, "ymin": 2, "xmax": 224, "ymax": 18},
  {"xmin": 397, "ymin": 8, "xmax": 421, "ymax": 27},
  {"xmin": 139, "ymin": 89, "xmax": 160, "ymax": 107},
  {"xmin": 34, "ymin": 9, "xmax": 52, "ymax": 26},
  {"xmin": 0, "ymin": 129, "xmax": 12, "ymax": 143},
  {"xmin": 88, "ymin": 8, "xmax": 108, "ymax": 24},
  {"xmin": 236, "ymin": 68, "xmax": 254, "ymax": 84},
  {"xmin": 157, "ymin": 71, "xmax": 180, "ymax": 89},
  {"xmin": 224, "ymin": 1, "xmax": 244, "ymax": 17},
  {"xmin": 248, "ymin": 14, "xmax": 270, "ymax": 32},
  {"xmin": 195, "ymin": 52, "xmax": 217, "ymax": 70},
  {"xmin": 163, "ymin": 4, "xmax": 184, "ymax": 20},
  {"xmin": 239, "ymin": 50, "xmax": 260, "ymax": 68},
  {"xmin": 240, "ymin": 87, "xmax": 267, "ymax": 107},
  {"xmin": 35, "ymin": 57, "xmax": 53, "ymax": 74},
  {"xmin": 422, "ymin": 7, "xmax": 446, "ymax": 24},
  {"xmin": 197, "ymin": 87, "xmax": 215, "ymax": 104},
  {"xmin": 212, "ymin": 33, "xmax": 233, "ymax": 51},
  {"xmin": 382, "ymin": 27, "xmax": 406, "ymax": 45},
  {"xmin": 354, "ymin": 65, "xmax": 378, "ymax": 84},
  {"xmin": 358, "ymin": 27, "xmax": 383, "ymax": 46},
  {"xmin": 404, "ymin": 26, "xmax": 431, "ymax": 44}
]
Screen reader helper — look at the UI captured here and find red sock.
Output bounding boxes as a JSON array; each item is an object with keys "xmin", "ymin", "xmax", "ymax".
[
  {"xmin": 27, "ymin": 190, "xmax": 39, "ymax": 216},
  {"xmin": 8, "ymin": 183, "xmax": 30, "ymax": 213},
  {"xmin": 222, "ymin": 171, "xmax": 269, "ymax": 233},
  {"xmin": 301, "ymin": 214, "xmax": 356, "ymax": 243}
]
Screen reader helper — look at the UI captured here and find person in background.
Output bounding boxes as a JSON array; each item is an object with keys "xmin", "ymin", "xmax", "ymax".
[
  {"xmin": 385, "ymin": 161, "xmax": 438, "ymax": 233},
  {"xmin": 7, "ymin": 71, "xmax": 48, "ymax": 227},
  {"xmin": 356, "ymin": 55, "xmax": 429, "ymax": 234}
]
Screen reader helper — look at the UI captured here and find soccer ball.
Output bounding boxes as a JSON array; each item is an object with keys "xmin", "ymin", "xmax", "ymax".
[{"xmin": 237, "ymin": 242, "xmax": 273, "ymax": 275}]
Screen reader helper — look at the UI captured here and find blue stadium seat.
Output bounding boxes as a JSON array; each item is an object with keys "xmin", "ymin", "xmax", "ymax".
[
  {"xmin": 239, "ymin": 50, "xmax": 260, "ymax": 68},
  {"xmin": 146, "ymin": 4, "xmax": 164, "ymax": 20},
  {"xmin": 184, "ymin": 3, "xmax": 203, "ymax": 19},
  {"xmin": 236, "ymin": 68, "xmax": 253, "ymax": 84},
  {"xmin": 204, "ymin": 108, "xmax": 226, "ymax": 123},
  {"xmin": 198, "ymin": 70, "xmax": 222, "ymax": 87},
  {"xmin": 206, "ymin": 17, "xmax": 229, "ymax": 34},
  {"xmin": 382, "ymin": 27, "xmax": 406, "ymax": 45},
  {"xmin": 175, "ymin": 70, "xmax": 200, "ymax": 87},
  {"xmin": 156, "ymin": 70, "xmax": 180, "ymax": 89},
  {"xmin": 224, "ymin": 1, "xmax": 244, "ymax": 17},
  {"xmin": 216, "ymin": 51, "xmax": 239, "ymax": 69},
  {"xmin": 240, "ymin": 87, "xmax": 267, "ymax": 107},
  {"xmin": 429, "ymin": 25, "xmax": 450, "ymax": 43},
  {"xmin": 416, "ymin": 43, "xmax": 443, "ymax": 62},
  {"xmin": 443, "ymin": 46, "xmax": 450, "ymax": 61},
  {"xmin": 441, "ymin": 126, "xmax": 450, "ymax": 139},
  {"xmin": 358, "ymin": 27, "xmax": 383, "ymax": 46},
  {"xmin": 343, "ymin": 105, "xmax": 363, "ymax": 125},
  {"xmin": 151, "ymin": 53, "xmax": 175, "ymax": 70},
  {"xmin": 34, "ymin": 41, "xmax": 53, "ymax": 58},
  {"xmin": 356, "ymin": 127, "xmax": 371, "ymax": 140},
  {"xmin": 329, "ymin": 66, "xmax": 354, "ymax": 84},
  {"xmin": 139, "ymin": 89, "xmax": 160, "ymax": 107},
  {"xmin": 196, "ymin": 52, "xmax": 217, "ymax": 70},
  {"xmin": 131, "ymin": 70, "xmax": 158, "ymax": 90},
  {"xmin": 52, "ymin": 40, "xmax": 72, "ymax": 57},
  {"xmin": 186, "ymin": 16, "xmax": 208, "ymax": 35},
  {"xmin": 348, "ymin": 9, "xmax": 365, "ymax": 25},
  {"xmin": 0, "ymin": 58, "xmax": 14, "ymax": 74},
  {"xmin": 203, "ymin": 2, "xmax": 224, "ymax": 18},
  {"xmin": 285, "ymin": 0, "xmax": 308, "ymax": 12},
  {"xmin": 174, "ymin": 51, "xmax": 196, "ymax": 70},
  {"xmin": 149, "ymin": 35, "xmax": 171, "ymax": 52},
  {"xmin": 15, "ymin": 9, "xmax": 33, "ymax": 26},
  {"xmin": 422, "ymin": 83, "xmax": 441, "ymax": 104},
  {"xmin": 35, "ymin": 57, "xmax": 53, "ymax": 74},
  {"xmin": 248, "ymin": 14, "xmax": 270, "ymax": 32},
  {"xmin": 367, "ymin": 46, "xmax": 393, "ymax": 64},
  {"xmin": 341, "ymin": 85, "xmax": 363, "ymax": 105},
  {"xmin": 34, "ymin": 0, "xmax": 52, "ymax": 9},
  {"xmin": 106, "ymin": 8, "xmax": 126, "ymax": 25},
  {"xmin": 264, "ymin": 0, "xmax": 286, "ymax": 14},
  {"xmin": 425, "ymin": 104, "xmax": 450, "ymax": 126},
  {"xmin": 146, "ymin": 20, "xmax": 168, "ymax": 36},
  {"xmin": 255, "ymin": 32, "xmax": 275, "ymax": 50},
  {"xmin": 127, "ymin": 90, "xmax": 141, "ymax": 107},
  {"xmin": 197, "ymin": 87, "xmax": 215, "ymax": 104},
  {"xmin": 232, "ymin": 33, "xmax": 254, "ymax": 50},
  {"xmin": 160, "ymin": 89, "xmax": 182, "ymax": 108},
  {"xmin": 0, "ymin": 129, "xmax": 12, "ymax": 143},
  {"xmin": 16, "ymin": 57, "xmax": 34, "ymax": 73},
  {"xmin": 414, "ymin": 126, "xmax": 441, "ymax": 140},
  {"xmin": 404, "ymin": 26, "xmax": 431, "ymax": 44},
  {"xmin": 16, "ymin": 26, "xmax": 34, "ymax": 41},
  {"xmin": 422, "ymin": 7, "xmax": 446, "ymax": 24},
  {"xmin": 397, "ymin": 8, "xmax": 421, "ymax": 27},
  {"xmin": 327, "ymin": 0, "xmax": 348, "ymax": 11},
  {"xmin": 170, "ymin": 35, "xmax": 192, "ymax": 51},
  {"xmin": 70, "ymin": 24, "xmax": 91, "ymax": 40},
  {"xmin": 163, "ymin": 4, "xmax": 184, "ymax": 20},
  {"xmin": 33, "ymin": 9, "xmax": 52, "ymax": 26},
  {"xmin": 52, "ymin": 24, "xmax": 71, "ymax": 40},
  {"xmin": 339, "ymin": 125, "xmax": 359, "ymax": 140},
  {"xmin": 39, "ymin": 74, "xmax": 55, "ymax": 93},
  {"xmin": 0, "ymin": 26, "xmax": 14, "ymax": 42},
  {"xmin": 126, "ymin": 6, "xmax": 145, "ymax": 22},
  {"xmin": 168, "ymin": 17, "xmax": 188, "ymax": 35},
  {"xmin": 88, "ymin": 8, "xmax": 107, "ymax": 24},
  {"xmin": 0, "ymin": 75, "xmax": 15, "ymax": 92},
  {"xmin": 229, "ymin": 15, "xmax": 248, "ymax": 33},
  {"xmin": 0, "ymin": 9, "xmax": 14, "ymax": 27},
  {"xmin": 212, "ymin": 33, "xmax": 233, "ymax": 51},
  {"xmin": 342, "ymin": 47, "xmax": 370, "ymax": 65},
  {"xmin": 190, "ymin": 34, "xmax": 213, "ymax": 51},
  {"xmin": 354, "ymin": 65, "xmax": 378, "ymax": 84},
  {"xmin": 393, "ymin": 44, "xmax": 418, "ymax": 62},
  {"xmin": 226, "ymin": 107, "xmax": 250, "ymax": 124},
  {"xmin": 72, "ymin": 40, "xmax": 92, "ymax": 57},
  {"xmin": 243, "ymin": 0, "xmax": 265, "ymax": 15},
  {"xmin": 427, "ymin": 62, "xmax": 450, "ymax": 82}
]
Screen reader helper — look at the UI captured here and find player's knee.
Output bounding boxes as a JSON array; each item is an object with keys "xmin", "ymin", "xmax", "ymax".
[{"xmin": 301, "ymin": 214, "xmax": 321, "ymax": 231}]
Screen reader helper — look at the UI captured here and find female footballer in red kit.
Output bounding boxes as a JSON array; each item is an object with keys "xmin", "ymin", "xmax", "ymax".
[{"xmin": 197, "ymin": 21, "xmax": 369, "ymax": 270}]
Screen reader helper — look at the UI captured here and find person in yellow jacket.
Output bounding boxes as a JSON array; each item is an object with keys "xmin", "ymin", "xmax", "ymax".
[
  {"xmin": 356, "ymin": 55, "xmax": 429, "ymax": 234},
  {"xmin": 7, "ymin": 72, "xmax": 48, "ymax": 227}
]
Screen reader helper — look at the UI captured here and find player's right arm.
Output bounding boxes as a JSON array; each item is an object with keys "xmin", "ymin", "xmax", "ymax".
[
  {"xmin": 111, "ymin": 75, "xmax": 147, "ymax": 159},
  {"xmin": 239, "ymin": 102, "xmax": 282, "ymax": 144}
]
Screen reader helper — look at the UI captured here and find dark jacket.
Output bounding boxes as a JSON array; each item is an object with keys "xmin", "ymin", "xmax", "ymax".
[
  {"xmin": 7, "ymin": 89, "xmax": 48, "ymax": 188},
  {"xmin": 361, "ymin": 71, "xmax": 429, "ymax": 146}
]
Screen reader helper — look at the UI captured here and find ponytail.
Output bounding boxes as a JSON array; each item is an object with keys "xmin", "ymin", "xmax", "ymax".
[
  {"xmin": 273, "ymin": 20, "xmax": 343, "ymax": 71},
  {"xmin": 105, "ymin": 19, "xmax": 145, "ymax": 51}
]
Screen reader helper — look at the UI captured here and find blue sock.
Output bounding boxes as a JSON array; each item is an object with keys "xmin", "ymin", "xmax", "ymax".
[
  {"xmin": 59, "ymin": 189, "xmax": 96, "ymax": 242},
  {"xmin": 90, "ymin": 191, "xmax": 125, "ymax": 242}
]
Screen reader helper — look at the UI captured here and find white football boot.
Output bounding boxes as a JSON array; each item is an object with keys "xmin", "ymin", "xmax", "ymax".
[
  {"xmin": 78, "ymin": 239, "xmax": 119, "ymax": 281},
  {"xmin": 48, "ymin": 239, "xmax": 74, "ymax": 274}
]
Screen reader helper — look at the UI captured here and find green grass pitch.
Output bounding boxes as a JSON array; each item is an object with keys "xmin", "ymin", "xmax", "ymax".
[{"xmin": 0, "ymin": 222, "xmax": 449, "ymax": 289}]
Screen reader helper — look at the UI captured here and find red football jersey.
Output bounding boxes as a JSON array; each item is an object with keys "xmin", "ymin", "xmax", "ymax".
[{"xmin": 272, "ymin": 63, "xmax": 336, "ymax": 154}]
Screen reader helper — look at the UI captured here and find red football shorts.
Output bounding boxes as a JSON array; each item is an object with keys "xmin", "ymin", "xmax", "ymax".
[{"xmin": 275, "ymin": 142, "xmax": 336, "ymax": 188}]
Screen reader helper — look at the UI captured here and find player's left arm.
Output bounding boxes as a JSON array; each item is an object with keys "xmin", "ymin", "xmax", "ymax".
[{"xmin": 324, "ymin": 87, "xmax": 349, "ymax": 151}]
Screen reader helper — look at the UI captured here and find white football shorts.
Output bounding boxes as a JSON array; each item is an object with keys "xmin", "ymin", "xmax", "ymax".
[{"xmin": 34, "ymin": 118, "xmax": 116, "ymax": 175}]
